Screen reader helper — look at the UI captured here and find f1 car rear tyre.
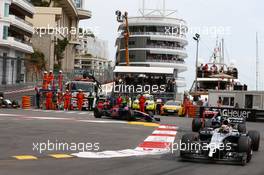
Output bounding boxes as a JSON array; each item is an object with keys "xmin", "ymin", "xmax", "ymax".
[
  {"xmin": 238, "ymin": 124, "xmax": 247, "ymax": 133},
  {"xmin": 123, "ymin": 110, "xmax": 134, "ymax": 121},
  {"xmin": 94, "ymin": 108, "xmax": 102, "ymax": 118},
  {"xmin": 238, "ymin": 136, "xmax": 252, "ymax": 164},
  {"xmin": 248, "ymin": 130, "xmax": 260, "ymax": 151},
  {"xmin": 192, "ymin": 118, "xmax": 202, "ymax": 132}
]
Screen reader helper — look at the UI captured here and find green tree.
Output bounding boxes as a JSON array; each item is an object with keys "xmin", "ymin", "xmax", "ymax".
[
  {"xmin": 55, "ymin": 38, "xmax": 69, "ymax": 69},
  {"xmin": 27, "ymin": 50, "xmax": 46, "ymax": 81}
]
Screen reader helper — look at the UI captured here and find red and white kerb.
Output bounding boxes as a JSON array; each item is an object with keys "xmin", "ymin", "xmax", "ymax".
[{"xmin": 135, "ymin": 124, "xmax": 177, "ymax": 152}]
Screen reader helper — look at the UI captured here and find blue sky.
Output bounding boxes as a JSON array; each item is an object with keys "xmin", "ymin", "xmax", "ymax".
[{"xmin": 80, "ymin": 0, "xmax": 264, "ymax": 91}]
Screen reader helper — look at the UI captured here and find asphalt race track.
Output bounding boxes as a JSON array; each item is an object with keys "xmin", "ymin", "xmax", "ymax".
[{"xmin": 0, "ymin": 108, "xmax": 263, "ymax": 175}]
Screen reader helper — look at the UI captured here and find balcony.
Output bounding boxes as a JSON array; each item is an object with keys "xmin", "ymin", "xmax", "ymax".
[
  {"xmin": 77, "ymin": 9, "xmax": 92, "ymax": 20},
  {"xmin": 0, "ymin": 37, "xmax": 33, "ymax": 53},
  {"xmin": 118, "ymin": 32, "xmax": 188, "ymax": 44},
  {"xmin": 12, "ymin": 0, "xmax": 35, "ymax": 17},
  {"xmin": 130, "ymin": 32, "xmax": 186, "ymax": 38},
  {"xmin": 58, "ymin": 0, "xmax": 78, "ymax": 18},
  {"xmin": 146, "ymin": 58, "xmax": 185, "ymax": 64},
  {"xmin": 9, "ymin": 15, "xmax": 34, "ymax": 35},
  {"xmin": 120, "ymin": 48, "xmax": 188, "ymax": 58},
  {"xmin": 118, "ymin": 61, "xmax": 187, "ymax": 73},
  {"xmin": 146, "ymin": 45, "xmax": 186, "ymax": 51}
]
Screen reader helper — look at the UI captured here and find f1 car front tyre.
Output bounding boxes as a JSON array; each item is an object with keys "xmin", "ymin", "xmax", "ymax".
[
  {"xmin": 192, "ymin": 118, "xmax": 202, "ymax": 132},
  {"xmin": 238, "ymin": 124, "xmax": 247, "ymax": 133},
  {"xmin": 248, "ymin": 130, "xmax": 260, "ymax": 151},
  {"xmin": 238, "ymin": 136, "xmax": 252, "ymax": 164}
]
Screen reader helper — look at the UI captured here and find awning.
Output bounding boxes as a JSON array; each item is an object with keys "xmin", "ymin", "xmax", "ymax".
[{"xmin": 113, "ymin": 66, "xmax": 174, "ymax": 74}]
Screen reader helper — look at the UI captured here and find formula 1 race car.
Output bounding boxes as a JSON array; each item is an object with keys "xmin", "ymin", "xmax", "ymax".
[
  {"xmin": 0, "ymin": 98, "xmax": 20, "ymax": 108},
  {"xmin": 94, "ymin": 98, "xmax": 160, "ymax": 122},
  {"xmin": 180, "ymin": 123, "xmax": 255, "ymax": 165},
  {"xmin": 191, "ymin": 110, "xmax": 246, "ymax": 132},
  {"xmin": 191, "ymin": 110, "xmax": 260, "ymax": 151}
]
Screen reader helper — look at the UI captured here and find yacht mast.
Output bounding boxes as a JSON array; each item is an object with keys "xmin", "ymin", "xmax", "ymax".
[
  {"xmin": 221, "ymin": 38, "xmax": 224, "ymax": 64},
  {"xmin": 256, "ymin": 32, "xmax": 259, "ymax": 90}
]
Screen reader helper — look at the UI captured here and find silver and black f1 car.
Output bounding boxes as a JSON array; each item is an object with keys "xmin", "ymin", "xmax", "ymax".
[
  {"xmin": 192, "ymin": 110, "xmax": 260, "ymax": 151},
  {"xmin": 181, "ymin": 116, "xmax": 260, "ymax": 165}
]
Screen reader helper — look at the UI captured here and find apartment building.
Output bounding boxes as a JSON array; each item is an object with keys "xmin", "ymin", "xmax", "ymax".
[
  {"xmin": 0, "ymin": 0, "xmax": 35, "ymax": 85},
  {"xmin": 75, "ymin": 35, "xmax": 113, "ymax": 82},
  {"xmin": 29, "ymin": 0, "xmax": 91, "ymax": 72}
]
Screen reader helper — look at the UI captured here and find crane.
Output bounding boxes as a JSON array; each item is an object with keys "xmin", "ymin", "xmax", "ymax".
[{"xmin": 116, "ymin": 10, "xmax": 130, "ymax": 66}]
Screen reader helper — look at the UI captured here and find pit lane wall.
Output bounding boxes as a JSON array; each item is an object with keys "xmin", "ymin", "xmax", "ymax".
[{"xmin": 199, "ymin": 106, "xmax": 264, "ymax": 122}]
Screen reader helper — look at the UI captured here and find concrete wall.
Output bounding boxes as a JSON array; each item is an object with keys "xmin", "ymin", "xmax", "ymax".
[
  {"xmin": 31, "ymin": 34, "xmax": 54, "ymax": 71},
  {"xmin": 27, "ymin": 7, "xmax": 62, "ymax": 28}
]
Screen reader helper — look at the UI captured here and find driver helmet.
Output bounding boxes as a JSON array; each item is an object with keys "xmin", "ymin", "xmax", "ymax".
[
  {"xmin": 212, "ymin": 116, "xmax": 222, "ymax": 126},
  {"xmin": 222, "ymin": 118, "xmax": 231, "ymax": 125}
]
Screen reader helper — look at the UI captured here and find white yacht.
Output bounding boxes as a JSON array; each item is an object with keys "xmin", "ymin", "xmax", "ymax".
[{"xmin": 190, "ymin": 39, "xmax": 247, "ymax": 98}]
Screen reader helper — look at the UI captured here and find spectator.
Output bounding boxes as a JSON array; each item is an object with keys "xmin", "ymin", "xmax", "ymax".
[
  {"xmin": 116, "ymin": 95, "xmax": 123, "ymax": 106},
  {"xmin": 139, "ymin": 94, "xmax": 146, "ymax": 112},
  {"xmin": 35, "ymin": 86, "xmax": 41, "ymax": 109},
  {"xmin": 203, "ymin": 98, "xmax": 209, "ymax": 107},
  {"xmin": 217, "ymin": 97, "xmax": 222, "ymax": 107}
]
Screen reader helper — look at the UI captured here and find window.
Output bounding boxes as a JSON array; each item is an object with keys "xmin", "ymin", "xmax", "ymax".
[
  {"xmin": 129, "ymin": 54, "xmax": 135, "ymax": 59},
  {"xmin": 253, "ymin": 95, "xmax": 261, "ymax": 109},
  {"xmin": 221, "ymin": 96, "xmax": 235, "ymax": 107},
  {"xmin": 3, "ymin": 26, "xmax": 9, "ymax": 40},
  {"xmin": 4, "ymin": 3, "xmax": 9, "ymax": 17},
  {"xmin": 74, "ymin": 0, "xmax": 82, "ymax": 8},
  {"xmin": 129, "ymin": 40, "xmax": 135, "ymax": 45}
]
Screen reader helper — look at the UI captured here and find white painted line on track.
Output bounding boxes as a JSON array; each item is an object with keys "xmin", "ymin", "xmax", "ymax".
[
  {"xmin": 78, "ymin": 112, "xmax": 90, "ymax": 115},
  {"xmin": 66, "ymin": 111, "xmax": 77, "ymax": 114},
  {"xmin": 23, "ymin": 116, "xmax": 71, "ymax": 120},
  {"xmin": 0, "ymin": 114, "xmax": 23, "ymax": 117},
  {"xmin": 54, "ymin": 111, "xmax": 64, "ymax": 113}
]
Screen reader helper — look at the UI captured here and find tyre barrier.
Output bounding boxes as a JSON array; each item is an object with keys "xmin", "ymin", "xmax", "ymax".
[{"xmin": 22, "ymin": 96, "xmax": 31, "ymax": 109}]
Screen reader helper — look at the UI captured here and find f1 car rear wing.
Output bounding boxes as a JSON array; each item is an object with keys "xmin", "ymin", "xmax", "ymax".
[{"xmin": 201, "ymin": 108, "xmax": 246, "ymax": 124}]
